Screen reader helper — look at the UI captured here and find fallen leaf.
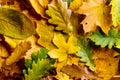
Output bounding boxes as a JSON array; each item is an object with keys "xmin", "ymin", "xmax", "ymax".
[
  {"xmin": 6, "ymin": 41, "xmax": 31, "ymax": 65},
  {"xmin": 48, "ymin": 33, "xmax": 80, "ymax": 62},
  {"xmin": 0, "ymin": 7, "xmax": 36, "ymax": 39},
  {"xmin": 29, "ymin": 0, "xmax": 50, "ymax": 18},
  {"xmin": 76, "ymin": 38, "xmax": 95, "ymax": 70},
  {"xmin": 89, "ymin": 28, "xmax": 120, "ymax": 48},
  {"xmin": 69, "ymin": 0, "xmax": 82, "ymax": 11},
  {"xmin": 46, "ymin": 0, "xmax": 72, "ymax": 33},
  {"xmin": 61, "ymin": 64, "xmax": 98, "ymax": 79},
  {"xmin": 48, "ymin": 33, "xmax": 80, "ymax": 71},
  {"xmin": 36, "ymin": 20, "xmax": 56, "ymax": 50},
  {"xmin": 76, "ymin": 0, "xmax": 112, "ymax": 34},
  {"xmin": 110, "ymin": 0, "xmax": 120, "ymax": 27},
  {"xmin": 55, "ymin": 71, "xmax": 72, "ymax": 80},
  {"xmin": 93, "ymin": 48, "xmax": 119, "ymax": 80}
]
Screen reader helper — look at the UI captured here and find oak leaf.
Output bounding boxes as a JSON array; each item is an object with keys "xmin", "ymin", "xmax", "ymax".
[
  {"xmin": 93, "ymin": 48, "xmax": 119, "ymax": 80},
  {"xmin": 76, "ymin": 38, "xmax": 95, "ymax": 70},
  {"xmin": 46, "ymin": 0, "xmax": 72, "ymax": 33},
  {"xmin": 36, "ymin": 20, "xmax": 56, "ymax": 49},
  {"xmin": 76, "ymin": 0, "xmax": 112, "ymax": 34}
]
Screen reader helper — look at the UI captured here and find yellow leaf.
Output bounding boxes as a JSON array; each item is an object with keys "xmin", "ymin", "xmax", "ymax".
[
  {"xmin": 76, "ymin": 0, "xmax": 112, "ymax": 34},
  {"xmin": 6, "ymin": 41, "xmax": 31, "ymax": 65},
  {"xmin": 53, "ymin": 33, "xmax": 67, "ymax": 50},
  {"xmin": 0, "ymin": 44, "xmax": 9, "ymax": 57},
  {"xmin": 67, "ymin": 35, "xmax": 80, "ymax": 53},
  {"xmin": 48, "ymin": 33, "xmax": 80, "ymax": 70},
  {"xmin": 25, "ymin": 35, "xmax": 41, "ymax": 59},
  {"xmin": 29, "ymin": 0, "xmax": 50, "ymax": 18},
  {"xmin": 38, "ymin": 0, "xmax": 51, "ymax": 8},
  {"xmin": 36, "ymin": 20, "xmax": 56, "ymax": 49},
  {"xmin": 4, "ymin": 36, "xmax": 21, "ymax": 48},
  {"xmin": 69, "ymin": 0, "xmax": 82, "ymax": 11},
  {"xmin": 46, "ymin": 0, "xmax": 72, "ymax": 33},
  {"xmin": 93, "ymin": 48, "xmax": 119, "ymax": 80},
  {"xmin": 55, "ymin": 71, "xmax": 73, "ymax": 80}
]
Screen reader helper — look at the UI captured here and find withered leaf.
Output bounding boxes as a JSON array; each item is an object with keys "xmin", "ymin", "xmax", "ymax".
[
  {"xmin": 93, "ymin": 48, "xmax": 119, "ymax": 80},
  {"xmin": 6, "ymin": 41, "xmax": 31, "ymax": 65},
  {"xmin": 61, "ymin": 64, "xmax": 98, "ymax": 79}
]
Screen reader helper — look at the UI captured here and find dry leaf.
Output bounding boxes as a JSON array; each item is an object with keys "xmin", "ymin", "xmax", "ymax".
[
  {"xmin": 76, "ymin": 0, "xmax": 112, "ymax": 34},
  {"xmin": 61, "ymin": 63, "xmax": 98, "ymax": 79},
  {"xmin": 29, "ymin": 0, "xmax": 50, "ymax": 18},
  {"xmin": 36, "ymin": 20, "xmax": 56, "ymax": 50},
  {"xmin": 6, "ymin": 41, "xmax": 31, "ymax": 65},
  {"xmin": 93, "ymin": 48, "xmax": 119, "ymax": 80},
  {"xmin": 69, "ymin": 0, "xmax": 82, "ymax": 11}
]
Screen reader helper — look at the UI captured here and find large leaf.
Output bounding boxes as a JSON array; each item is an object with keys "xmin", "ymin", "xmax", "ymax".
[
  {"xmin": 76, "ymin": 0, "xmax": 112, "ymax": 34},
  {"xmin": 89, "ymin": 28, "xmax": 120, "ymax": 48},
  {"xmin": 0, "ymin": 7, "xmax": 36, "ymax": 39},
  {"xmin": 110, "ymin": 0, "xmax": 120, "ymax": 27},
  {"xmin": 46, "ymin": 0, "xmax": 72, "ymax": 33},
  {"xmin": 93, "ymin": 48, "xmax": 119, "ymax": 80},
  {"xmin": 76, "ymin": 38, "xmax": 95, "ymax": 70}
]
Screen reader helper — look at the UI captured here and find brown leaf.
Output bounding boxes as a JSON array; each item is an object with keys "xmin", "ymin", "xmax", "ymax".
[
  {"xmin": 61, "ymin": 63, "xmax": 98, "ymax": 79},
  {"xmin": 6, "ymin": 41, "xmax": 31, "ymax": 65},
  {"xmin": 76, "ymin": 0, "xmax": 112, "ymax": 34}
]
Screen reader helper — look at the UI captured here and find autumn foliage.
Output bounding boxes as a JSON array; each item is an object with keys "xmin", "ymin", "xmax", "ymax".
[{"xmin": 0, "ymin": 0, "xmax": 120, "ymax": 80}]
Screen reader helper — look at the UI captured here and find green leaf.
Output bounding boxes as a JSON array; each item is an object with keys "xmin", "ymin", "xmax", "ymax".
[
  {"xmin": 76, "ymin": 38, "xmax": 95, "ymax": 71},
  {"xmin": 46, "ymin": 0, "xmax": 72, "ymax": 33},
  {"xmin": 89, "ymin": 28, "xmax": 120, "ymax": 48},
  {"xmin": 0, "ymin": 7, "xmax": 36, "ymax": 39},
  {"xmin": 24, "ymin": 59, "xmax": 53, "ymax": 80},
  {"xmin": 24, "ymin": 48, "xmax": 55, "ymax": 80},
  {"xmin": 110, "ymin": 0, "xmax": 120, "ymax": 27},
  {"xmin": 25, "ymin": 59, "xmax": 32, "ymax": 68},
  {"xmin": 31, "ymin": 48, "xmax": 49, "ymax": 62}
]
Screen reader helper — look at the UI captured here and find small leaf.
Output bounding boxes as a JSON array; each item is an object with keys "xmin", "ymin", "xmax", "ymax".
[
  {"xmin": 76, "ymin": 38, "xmax": 95, "ymax": 70},
  {"xmin": 89, "ymin": 28, "xmax": 120, "ymax": 48},
  {"xmin": 0, "ymin": 7, "xmax": 36, "ymax": 39},
  {"xmin": 46, "ymin": 0, "xmax": 72, "ymax": 33},
  {"xmin": 24, "ymin": 59, "xmax": 54, "ymax": 80}
]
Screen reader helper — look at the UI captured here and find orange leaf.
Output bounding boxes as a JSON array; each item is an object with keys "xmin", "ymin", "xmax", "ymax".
[
  {"xmin": 93, "ymin": 48, "xmax": 119, "ymax": 80},
  {"xmin": 76, "ymin": 0, "xmax": 112, "ymax": 34}
]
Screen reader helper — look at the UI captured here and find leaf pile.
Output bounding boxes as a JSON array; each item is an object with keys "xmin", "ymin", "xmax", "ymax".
[{"xmin": 0, "ymin": 0, "xmax": 120, "ymax": 80}]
